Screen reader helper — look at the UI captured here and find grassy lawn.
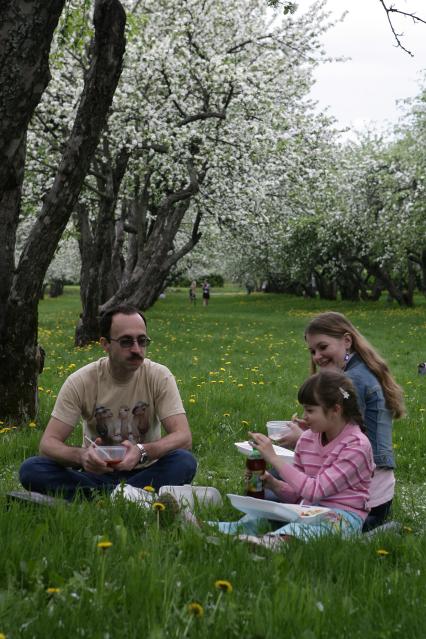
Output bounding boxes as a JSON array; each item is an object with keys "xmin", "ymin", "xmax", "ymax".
[{"xmin": 1, "ymin": 287, "xmax": 425, "ymax": 638}]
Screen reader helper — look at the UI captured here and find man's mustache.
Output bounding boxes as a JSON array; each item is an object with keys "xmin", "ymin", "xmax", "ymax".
[{"xmin": 128, "ymin": 354, "xmax": 143, "ymax": 361}]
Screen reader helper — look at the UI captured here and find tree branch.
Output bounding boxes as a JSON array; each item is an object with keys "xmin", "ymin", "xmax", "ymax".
[
  {"xmin": 178, "ymin": 110, "xmax": 226, "ymax": 126},
  {"xmin": 378, "ymin": 0, "xmax": 426, "ymax": 56}
]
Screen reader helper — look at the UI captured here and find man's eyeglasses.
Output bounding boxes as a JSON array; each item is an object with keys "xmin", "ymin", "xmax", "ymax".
[{"xmin": 109, "ymin": 336, "xmax": 152, "ymax": 349}]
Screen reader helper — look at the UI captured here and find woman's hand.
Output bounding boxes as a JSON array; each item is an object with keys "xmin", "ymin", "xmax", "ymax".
[
  {"xmin": 248, "ymin": 431, "xmax": 276, "ymax": 465},
  {"xmin": 274, "ymin": 415, "xmax": 306, "ymax": 449}
]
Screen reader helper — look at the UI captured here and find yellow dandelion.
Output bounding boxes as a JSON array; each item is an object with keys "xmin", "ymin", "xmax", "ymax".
[
  {"xmin": 97, "ymin": 541, "xmax": 113, "ymax": 550},
  {"xmin": 214, "ymin": 579, "xmax": 233, "ymax": 593},
  {"xmin": 153, "ymin": 501, "xmax": 166, "ymax": 512},
  {"xmin": 376, "ymin": 549, "xmax": 390, "ymax": 556},
  {"xmin": 241, "ymin": 420, "xmax": 249, "ymax": 425},
  {"xmin": 143, "ymin": 485, "xmax": 155, "ymax": 492},
  {"xmin": 189, "ymin": 398, "xmax": 196, "ymax": 404},
  {"xmin": 46, "ymin": 587, "xmax": 61, "ymax": 594},
  {"xmin": 0, "ymin": 633, "xmax": 6, "ymax": 639},
  {"xmin": 187, "ymin": 602, "xmax": 204, "ymax": 617},
  {"xmin": 403, "ymin": 526, "xmax": 413, "ymax": 533},
  {"xmin": 28, "ymin": 421, "xmax": 37, "ymax": 428}
]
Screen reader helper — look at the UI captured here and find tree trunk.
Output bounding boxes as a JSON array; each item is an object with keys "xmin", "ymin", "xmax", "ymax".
[
  {"xmin": 360, "ymin": 276, "xmax": 384, "ymax": 301},
  {"xmin": 339, "ymin": 270, "xmax": 361, "ymax": 301},
  {"xmin": 314, "ymin": 271, "xmax": 337, "ymax": 300},
  {"xmin": 100, "ymin": 182, "xmax": 203, "ymax": 313},
  {"xmin": 408, "ymin": 248, "xmax": 426, "ymax": 294},
  {"xmin": 96, "ymin": 146, "xmax": 130, "ymax": 304},
  {"xmin": 0, "ymin": 136, "xmax": 26, "ymax": 324},
  {"xmin": 74, "ymin": 145, "xmax": 130, "ymax": 345},
  {"xmin": 421, "ymin": 248, "xmax": 426, "ymax": 294},
  {"xmin": 75, "ymin": 159, "xmax": 203, "ymax": 330},
  {"xmin": 0, "ymin": 0, "xmax": 126, "ymax": 423},
  {"xmin": 74, "ymin": 202, "xmax": 102, "ymax": 346},
  {"xmin": 49, "ymin": 279, "xmax": 64, "ymax": 298},
  {"xmin": 360, "ymin": 258, "xmax": 413, "ymax": 307},
  {"xmin": 0, "ymin": 0, "xmax": 65, "ymax": 195}
]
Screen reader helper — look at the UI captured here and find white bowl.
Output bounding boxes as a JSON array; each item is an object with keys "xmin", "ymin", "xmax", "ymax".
[
  {"xmin": 234, "ymin": 441, "xmax": 294, "ymax": 462},
  {"xmin": 266, "ymin": 420, "xmax": 293, "ymax": 441}
]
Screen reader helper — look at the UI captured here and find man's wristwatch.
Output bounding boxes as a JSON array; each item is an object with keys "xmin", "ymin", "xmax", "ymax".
[{"xmin": 136, "ymin": 443, "xmax": 149, "ymax": 464}]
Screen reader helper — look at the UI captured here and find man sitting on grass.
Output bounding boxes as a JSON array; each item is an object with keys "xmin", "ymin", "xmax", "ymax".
[{"xmin": 19, "ymin": 304, "xmax": 197, "ymax": 502}]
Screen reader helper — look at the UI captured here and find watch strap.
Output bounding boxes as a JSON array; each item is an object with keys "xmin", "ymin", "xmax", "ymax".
[{"xmin": 136, "ymin": 443, "xmax": 148, "ymax": 464}]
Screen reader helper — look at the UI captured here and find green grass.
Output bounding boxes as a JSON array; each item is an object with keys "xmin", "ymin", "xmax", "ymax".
[{"xmin": 1, "ymin": 287, "xmax": 426, "ymax": 638}]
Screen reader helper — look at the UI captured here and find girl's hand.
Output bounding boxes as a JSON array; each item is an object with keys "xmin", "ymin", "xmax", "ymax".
[
  {"xmin": 248, "ymin": 431, "xmax": 276, "ymax": 464},
  {"xmin": 262, "ymin": 471, "xmax": 285, "ymax": 498}
]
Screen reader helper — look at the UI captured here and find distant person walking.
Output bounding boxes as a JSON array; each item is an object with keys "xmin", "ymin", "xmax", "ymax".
[
  {"xmin": 202, "ymin": 280, "xmax": 210, "ymax": 307},
  {"xmin": 189, "ymin": 280, "xmax": 197, "ymax": 305}
]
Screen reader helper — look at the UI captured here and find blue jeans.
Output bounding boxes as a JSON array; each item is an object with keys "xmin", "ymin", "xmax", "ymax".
[
  {"xmin": 19, "ymin": 449, "xmax": 197, "ymax": 501},
  {"xmin": 214, "ymin": 508, "xmax": 364, "ymax": 540}
]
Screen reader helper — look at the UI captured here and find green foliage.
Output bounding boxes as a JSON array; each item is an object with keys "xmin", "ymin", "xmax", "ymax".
[
  {"xmin": 201, "ymin": 274, "xmax": 224, "ymax": 287},
  {"xmin": 168, "ymin": 273, "xmax": 224, "ymax": 288}
]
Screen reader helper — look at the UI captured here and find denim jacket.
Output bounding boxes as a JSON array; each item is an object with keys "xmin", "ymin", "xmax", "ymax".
[{"xmin": 344, "ymin": 354, "xmax": 395, "ymax": 469}]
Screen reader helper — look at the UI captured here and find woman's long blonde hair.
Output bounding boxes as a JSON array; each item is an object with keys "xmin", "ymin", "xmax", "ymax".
[{"xmin": 305, "ymin": 312, "xmax": 405, "ymax": 419}]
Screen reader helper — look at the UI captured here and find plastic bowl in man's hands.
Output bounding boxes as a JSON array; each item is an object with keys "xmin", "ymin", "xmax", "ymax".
[{"xmin": 98, "ymin": 445, "xmax": 126, "ymax": 466}]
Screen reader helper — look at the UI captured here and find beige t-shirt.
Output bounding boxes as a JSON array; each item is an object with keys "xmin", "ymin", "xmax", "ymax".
[{"xmin": 52, "ymin": 357, "xmax": 185, "ymax": 453}]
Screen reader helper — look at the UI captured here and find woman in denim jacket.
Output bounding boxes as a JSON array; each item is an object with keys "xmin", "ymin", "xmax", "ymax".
[{"xmin": 280, "ymin": 312, "xmax": 405, "ymax": 532}]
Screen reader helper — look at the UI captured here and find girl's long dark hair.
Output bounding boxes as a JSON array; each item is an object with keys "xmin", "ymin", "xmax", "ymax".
[{"xmin": 298, "ymin": 370, "xmax": 365, "ymax": 431}]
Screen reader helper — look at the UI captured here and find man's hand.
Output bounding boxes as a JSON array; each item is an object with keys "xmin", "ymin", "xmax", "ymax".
[
  {"xmin": 114, "ymin": 440, "xmax": 141, "ymax": 471},
  {"xmin": 80, "ymin": 445, "xmax": 113, "ymax": 474}
]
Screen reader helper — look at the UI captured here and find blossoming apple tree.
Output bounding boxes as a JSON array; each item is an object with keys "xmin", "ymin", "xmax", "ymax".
[{"xmin": 25, "ymin": 0, "xmax": 335, "ymax": 343}]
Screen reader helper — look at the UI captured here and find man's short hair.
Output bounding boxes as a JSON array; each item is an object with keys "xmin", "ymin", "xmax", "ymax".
[{"xmin": 99, "ymin": 305, "xmax": 147, "ymax": 339}]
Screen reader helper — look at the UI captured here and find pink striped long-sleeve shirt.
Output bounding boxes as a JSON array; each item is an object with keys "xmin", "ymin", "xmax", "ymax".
[{"xmin": 277, "ymin": 423, "xmax": 375, "ymax": 519}]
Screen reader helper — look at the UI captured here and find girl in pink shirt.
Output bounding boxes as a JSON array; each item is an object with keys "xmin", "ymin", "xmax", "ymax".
[{"xmin": 217, "ymin": 370, "xmax": 375, "ymax": 548}]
